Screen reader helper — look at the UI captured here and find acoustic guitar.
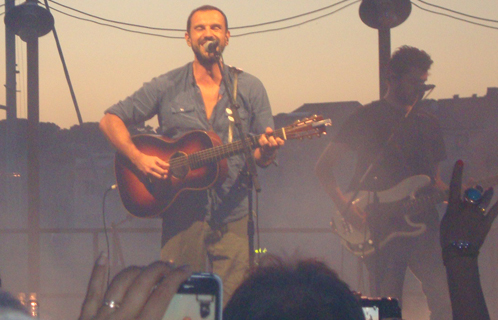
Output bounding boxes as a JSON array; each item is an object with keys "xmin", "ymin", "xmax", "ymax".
[{"xmin": 115, "ymin": 115, "xmax": 331, "ymax": 218}]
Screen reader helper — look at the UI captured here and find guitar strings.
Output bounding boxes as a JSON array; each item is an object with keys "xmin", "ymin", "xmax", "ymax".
[
  {"xmin": 167, "ymin": 128, "xmax": 287, "ymax": 170},
  {"xmin": 167, "ymin": 138, "xmax": 250, "ymax": 170}
]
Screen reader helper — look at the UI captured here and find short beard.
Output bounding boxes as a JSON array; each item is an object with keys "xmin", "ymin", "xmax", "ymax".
[
  {"xmin": 195, "ymin": 52, "xmax": 218, "ymax": 66},
  {"xmin": 193, "ymin": 46, "xmax": 222, "ymax": 66}
]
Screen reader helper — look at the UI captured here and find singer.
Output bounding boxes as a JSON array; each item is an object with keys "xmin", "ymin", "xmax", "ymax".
[
  {"xmin": 315, "ymin": 46, "xmax": 452, "ymax": 319},
  {"xmin": 99, "ymin": 5, "xmax": 283, "ymax": 306}
]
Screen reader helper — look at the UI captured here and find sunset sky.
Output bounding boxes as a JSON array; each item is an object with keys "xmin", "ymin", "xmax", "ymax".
[{"xmin": 0, "ymin": 0, "xmax": 497, "ymax": 129}]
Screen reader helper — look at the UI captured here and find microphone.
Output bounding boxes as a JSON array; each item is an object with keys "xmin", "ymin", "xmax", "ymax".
[
  {"xmin": 419, "ymin": 84, "xmax": 436, "ymax": 91},
  {"xmin": 203, "ymin": 40, "xmax": 219, "ymax": 53}
]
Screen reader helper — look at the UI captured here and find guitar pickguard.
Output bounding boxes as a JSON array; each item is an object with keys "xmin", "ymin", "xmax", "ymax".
[{"xmin": 331, "ymin": 175, "xmax": 432, "ymax": 256}]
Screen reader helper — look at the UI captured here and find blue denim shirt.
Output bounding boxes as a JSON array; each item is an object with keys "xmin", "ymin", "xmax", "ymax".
[{"xmin": 106, "ymin": 62, "xmax": 274, "ymax": 223}]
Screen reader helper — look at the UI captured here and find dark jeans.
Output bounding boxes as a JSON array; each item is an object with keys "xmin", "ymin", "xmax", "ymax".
[{"xmin": 364, "ymin": 225, "xmax": 452, "ymax": 320}]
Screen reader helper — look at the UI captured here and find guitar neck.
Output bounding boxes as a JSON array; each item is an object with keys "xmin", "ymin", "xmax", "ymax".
[{"xmin": 188, "ymin": 128, "xmax": 286, "ymax": 170}]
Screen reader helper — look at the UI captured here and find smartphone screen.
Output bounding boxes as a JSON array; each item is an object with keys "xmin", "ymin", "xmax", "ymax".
[
  {"xmin": 162, "ymin": 273, "xmax": 222, "ymax": 320},
  {"xmin": 362, "ymin": 306, "xmax": 379, "ymax": 320}
]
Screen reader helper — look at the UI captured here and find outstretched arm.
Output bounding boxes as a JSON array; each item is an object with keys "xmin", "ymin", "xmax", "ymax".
[
  {"xmin": 79, "ymin": 255, "xmax": 191, "ymax": 320},
  {"xmin": 440, "ymin": 160, "xmax": 498, "ymax": 320},
  {"xmin": 315, "ymin": 142, "xmax": 349, "ymax": 210}
]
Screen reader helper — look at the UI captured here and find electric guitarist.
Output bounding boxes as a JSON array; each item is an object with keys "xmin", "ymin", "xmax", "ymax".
[{"xmin": 315, "ymin": 46, "xmax": 452, "ymax": 319}]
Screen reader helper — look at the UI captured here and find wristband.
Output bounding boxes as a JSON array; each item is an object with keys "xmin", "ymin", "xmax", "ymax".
[{"xmin": 442, "ymin": 240, "xmax": 479, "ymax": 266}]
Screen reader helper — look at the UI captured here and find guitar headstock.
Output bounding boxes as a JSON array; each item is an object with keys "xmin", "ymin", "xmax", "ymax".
[{"xmin": 283, "ymin": 115, "xmax": 332, "ymax": 140}]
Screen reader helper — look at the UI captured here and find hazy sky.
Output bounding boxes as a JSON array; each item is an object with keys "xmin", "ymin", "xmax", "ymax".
[{"xmin": 0, "ymin": 0, "xmax": 497, "ymax": 129}]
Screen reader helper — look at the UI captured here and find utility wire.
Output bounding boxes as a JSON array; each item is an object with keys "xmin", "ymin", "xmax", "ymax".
[
  {"xmin": 46, "ymin": 0, "xmax": 360, "ymax": 38},
  {"xmin": 232, "ymin": 0, "xmax": 360, "ymax": 37},
  {"xmin": 48, "ymin": 0, "xmax": 360, "ymax": 38},
  {"xmin": 412, "ymin": 2, "xmax": 498, "ymax": 31},
  {"xmin": 414, "ymin": 0, "xmax": 498, "ymax": 24},
  {"xmin": 40, "ymin": 0, "xmax": 498, "ymax": 38},
  {"xmin": 48, "ymin": 0, "xmax": 184, "ymax": 32},
  {"xmin": 46, "ymin": 0, "xmax": 355, "ymax": 31},
  {"xmin": 230, "ymin": 0, "xmax": 353, "ymax": 29},
  {"xmin": 47, "ymin": 5, "xmax": 184, "ymax": 39},
  {"xmin": 43, "ymin": 0, "xmax": 83, "ymax": 125}
]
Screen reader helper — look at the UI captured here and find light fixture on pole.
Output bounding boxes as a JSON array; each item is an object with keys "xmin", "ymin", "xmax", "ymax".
[
  {"xmin": 359, "ymin": 0, "xmax": 411, "ymax": 98},
  {"xmin": 4, "ymin": 1, "xmax": 54, "ymax": 41}
]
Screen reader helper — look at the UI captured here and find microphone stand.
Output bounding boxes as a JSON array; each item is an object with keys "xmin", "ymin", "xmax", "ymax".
[{"xmin": 213, "ymin": 51, "xmax": 260, "ymax": 269}]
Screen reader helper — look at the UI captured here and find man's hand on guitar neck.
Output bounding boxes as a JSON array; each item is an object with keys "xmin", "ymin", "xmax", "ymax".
[{"xmin": 254, "ymin": 127, "xmax": 285, "ymax": 167}]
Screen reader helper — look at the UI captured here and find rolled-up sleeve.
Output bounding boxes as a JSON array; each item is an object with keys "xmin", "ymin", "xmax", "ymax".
[{"xmin": 104, "ymin": 77, "xmax": 162, "ymax": 126}]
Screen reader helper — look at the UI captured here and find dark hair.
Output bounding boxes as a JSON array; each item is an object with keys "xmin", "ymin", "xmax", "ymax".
[
  {"xmin": 388, "ymin": 45, "xmax": 433, "ymax": 79},
  {"xmin": 186, "ymin": 5, "xmax": 228, "ymax": 33},
  {"xmin": 223, "ymin": 255, "xmax": 365, "ymax": 320}
]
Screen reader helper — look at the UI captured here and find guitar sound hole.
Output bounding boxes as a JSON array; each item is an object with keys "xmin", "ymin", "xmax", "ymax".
[{"xmin": 170, "ymin": 151, "xmax": 189, "ymax": 179}]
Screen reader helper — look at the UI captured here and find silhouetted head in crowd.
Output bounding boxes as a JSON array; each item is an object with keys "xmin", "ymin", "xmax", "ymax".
[{"xmin": 223, "ymin": 255, "xmax": 365, "ymax": 320}]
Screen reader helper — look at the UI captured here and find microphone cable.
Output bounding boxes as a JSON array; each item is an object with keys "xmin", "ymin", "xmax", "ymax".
[{"xmin": 102, "ymin": 184, "xmax": 117, "ymax": 287}]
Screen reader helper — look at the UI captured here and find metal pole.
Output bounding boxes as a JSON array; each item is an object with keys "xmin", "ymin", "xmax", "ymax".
[
  {"xmin": 5, "ymin": 0, "xmax": 17, "ymax": 120},
  {"xmin": 378, "ymin": 28, "xmax": 391, "ymax": 99},
  {"xmin": 26, "ymin": 35, "xmax": 41, "ymax": 294},
  {"xmin": 5, "ymin": 0, "xmax": 53, "ymax": 294},
  {"xmin": 4, "ymin": 1, "xmax": 21, "ymax": 281}
]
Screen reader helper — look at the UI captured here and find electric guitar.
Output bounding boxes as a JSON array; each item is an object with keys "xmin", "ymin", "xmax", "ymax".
[
  {"xmin": 115, "ymin": 115, "xmax": 331, "ymax": 218},
  {"xmin": 331, "ymin": 174, "xmax": 498, "ymax": 256}
]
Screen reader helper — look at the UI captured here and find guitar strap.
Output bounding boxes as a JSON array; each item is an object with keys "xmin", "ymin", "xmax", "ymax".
[{"xmin": 227, "ymin": 66, "xmax": 243, "ymax": 143}]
